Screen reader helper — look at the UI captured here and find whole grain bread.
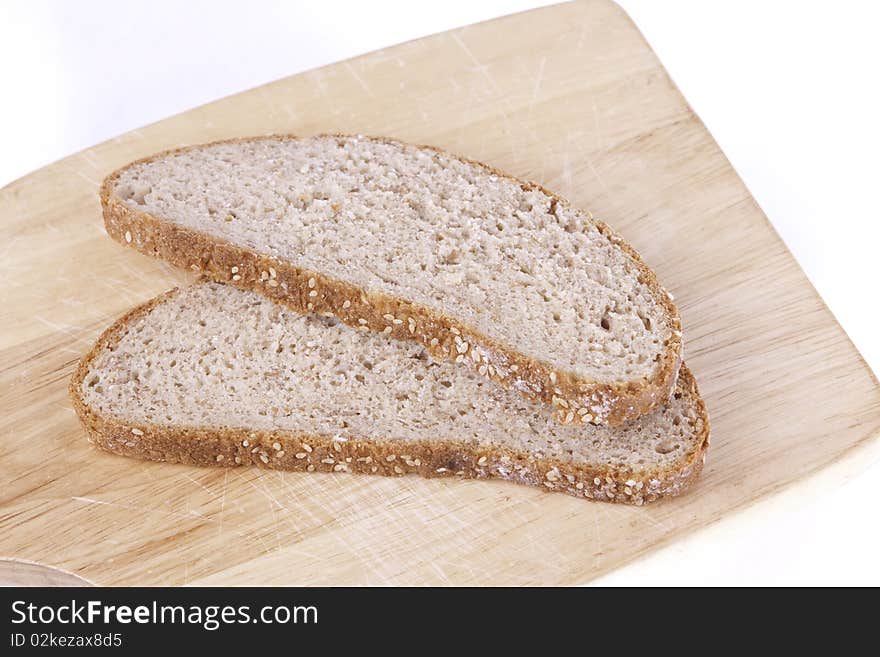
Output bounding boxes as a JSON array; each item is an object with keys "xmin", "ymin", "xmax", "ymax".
[
  {"xmin": 101, "ymin": 135, "xmax": 682, "ymax": 426},
  {"xmin": 70, "ymin": 282, "xmax": 708, "ymax": 505}
]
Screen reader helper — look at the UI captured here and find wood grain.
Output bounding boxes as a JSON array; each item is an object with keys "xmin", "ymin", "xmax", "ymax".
[{"xmin": 1, "ymin": 0, "xmax": 878, "ymax": 586}]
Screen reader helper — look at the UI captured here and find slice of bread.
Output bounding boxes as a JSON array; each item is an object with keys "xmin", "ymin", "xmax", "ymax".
[
  {"xmin": 70, "ymin": 282, "xmax": 708, "ymax": 505},
  {"xmin": 101, "ymin": 135, "xmax": 682, "ymax": 426}
]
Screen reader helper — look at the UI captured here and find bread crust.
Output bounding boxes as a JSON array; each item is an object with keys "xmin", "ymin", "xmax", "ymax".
[
  {"xmin": 69, "ymin": 287, "xmax": 708, "ymax": 506},
  {"xmin": 100, "ymin": 134, "xmax": 683, "ymax": 427}
]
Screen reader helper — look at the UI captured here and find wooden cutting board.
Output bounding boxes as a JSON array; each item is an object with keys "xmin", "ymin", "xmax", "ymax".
[{"xmin": 2, "ymin": 0, "xmax": 879, "ymax": 586}]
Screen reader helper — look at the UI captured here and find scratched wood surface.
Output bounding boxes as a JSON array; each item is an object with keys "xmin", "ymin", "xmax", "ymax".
[{"xmin": 1, "ymin": 0, "xmax": 879, "ymax": 586}]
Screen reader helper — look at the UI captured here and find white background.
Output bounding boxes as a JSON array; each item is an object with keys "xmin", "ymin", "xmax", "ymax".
[{"xmin": 1, "ymin": 0, "xmax": 878, "ymax": 585}]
